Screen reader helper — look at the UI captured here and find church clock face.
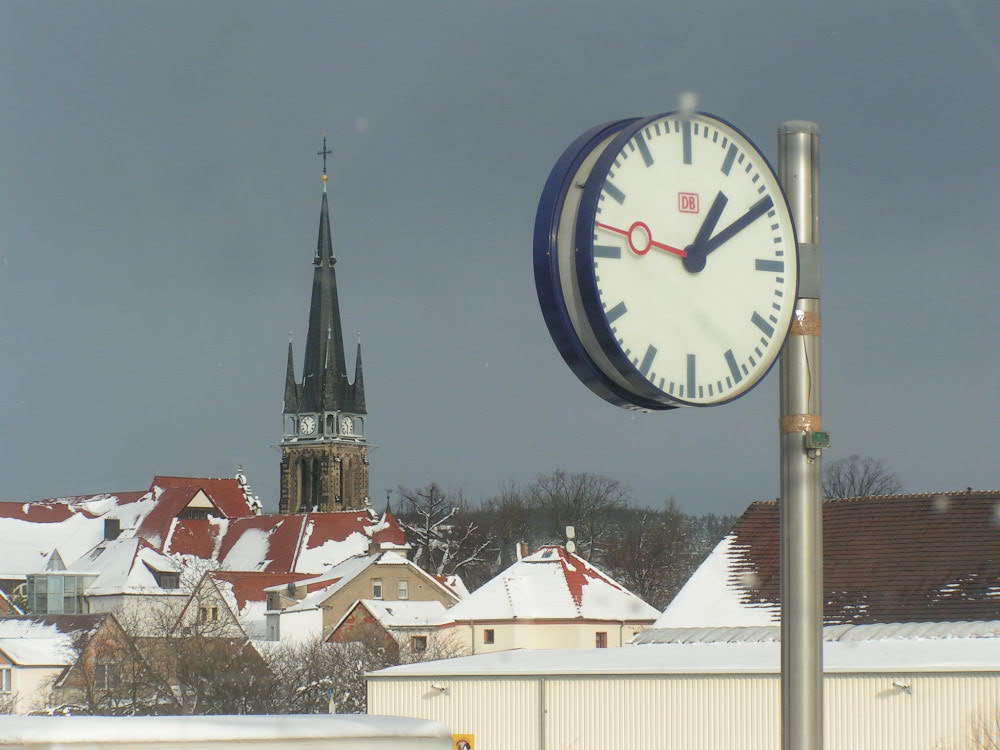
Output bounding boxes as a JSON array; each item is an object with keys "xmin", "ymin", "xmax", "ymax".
[
  {"xmin": 573, "ymin": 112, "xmax": 798, "ymax": 407},
  {"xmin": 299, "ymin": 415, "xmax": 317, "ymax": 435},
  {"xmin": 340, "ymin": 416, "xmax": 354, "ymax": 435}
]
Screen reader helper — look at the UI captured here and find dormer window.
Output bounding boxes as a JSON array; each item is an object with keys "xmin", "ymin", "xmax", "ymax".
[{"xmin": 154, "ymin": 571, "xmax": 179, "ymax": 589}]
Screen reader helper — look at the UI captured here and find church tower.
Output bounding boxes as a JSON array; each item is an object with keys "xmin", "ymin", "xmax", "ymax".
[{"xmin": 279, "ymin": 145, "xmax": 369, "ymax": 513}]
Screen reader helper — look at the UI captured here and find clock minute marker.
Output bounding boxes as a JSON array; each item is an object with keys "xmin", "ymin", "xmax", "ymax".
[
  {"xmin": 635, "ymin": 133, "xmax": 654, "ymax": 167},
  {"xmin": 604, "ymin": 181, "xmax": 626, "ymax": 204},
  {"xmin": 639, "ymin": 345, "xmax": 657, "ymax": 377},
  {"xmin": 724, "ymin": 349, "xmax": 743, "ymax": 384},
  {"xmin": 751, "ymin": 312, "xmax": 775, "ymax": 338}
]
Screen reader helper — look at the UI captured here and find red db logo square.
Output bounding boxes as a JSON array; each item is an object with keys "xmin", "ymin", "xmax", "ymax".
[{"xmin": 678, "ymin": 193, "xmax": 699, "ymax": 213}]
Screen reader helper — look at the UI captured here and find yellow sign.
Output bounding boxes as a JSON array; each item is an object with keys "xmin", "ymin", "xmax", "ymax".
[{"xmin": 452, "ymin": 734, "xmax": 474, "ymax": 750}]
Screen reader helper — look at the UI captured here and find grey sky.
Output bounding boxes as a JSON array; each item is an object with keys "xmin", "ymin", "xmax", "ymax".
[{"xmin": 2, "ymin": 1, "xmax": 998, "ymax": 517}]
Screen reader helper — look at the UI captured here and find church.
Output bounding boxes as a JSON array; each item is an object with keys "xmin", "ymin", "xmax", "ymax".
[{"xmin": 279, "ymin": 157, "xmax": 370, "ymax": 513}]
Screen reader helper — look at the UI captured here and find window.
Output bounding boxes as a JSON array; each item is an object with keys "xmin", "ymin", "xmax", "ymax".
[
  {"xmin": 398, "ymin": 579, "xmax": 409, "ymax": 599},
  {"xmin": 372, "ymin": 579, "xmax": 383, "ymax": 600},
  {"xmin": 483, "ymin": 629, "xmax": 495, "ymax": 645},
  {"xmin": 595, "ymin": 632, "xmax": 608, "ymax": 648},
  {"xmin": 155, "ymin": 572, "xmax": 179, "ymax": 589},
  {"xmin": 199, "ymin": 606, "xmax": 219, "ymax": 623},
  {"xmin": 410, "ymin": 635, "xmax": 427, "ymax": 653},
  {"xmin": 0, "ymin": 667, "xmax": 11, "ymax": 693},
  {"xmin": 95, "ymin": 663, "xmax": 119, "ymax": 692}
]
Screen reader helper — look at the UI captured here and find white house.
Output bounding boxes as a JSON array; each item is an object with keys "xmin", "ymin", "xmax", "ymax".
[{"xmin": 436, "ymin": 545, "xmax": 659, "ymax": 654}]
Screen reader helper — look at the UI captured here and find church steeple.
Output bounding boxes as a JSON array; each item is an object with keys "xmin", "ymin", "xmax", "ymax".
[
  {"xmin": 299, "ymin": 191, "xmax": 349, "ymax": 413},
  {"xmin": 279, "ymin": 139, "xmax": 370, "ymax": 515},
  {"xmin": 352, "ymin": 338, "xmax": 366, "ymax": 414},
  {"xmin": 283, "ymin": 338, "xmax": 299, "ymax": 414}
]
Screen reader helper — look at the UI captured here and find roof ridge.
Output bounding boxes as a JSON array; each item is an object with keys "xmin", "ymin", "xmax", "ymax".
[{"xmin": 751, "ymin": 489, "xmax": 1000, "ymax": 506}]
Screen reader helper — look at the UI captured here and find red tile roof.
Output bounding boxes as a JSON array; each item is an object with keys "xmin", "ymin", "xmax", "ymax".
[
  {"xmin": 209, "ymin": 571, "xmax": 311, "ymax": 611},
  {"xmin": 729, "ymin": 490, "xmax": 1000, "ymax": 624},
  {"xmin": 163, "ymin": 510, "xmax": 407, "ymax": 574},
  {"xmin": 151, "ymin": 476, "xmax": 255, "ymax": 518}
]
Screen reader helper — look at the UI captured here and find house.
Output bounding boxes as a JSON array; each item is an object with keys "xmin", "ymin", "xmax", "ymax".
[
  {"xmin": 1, "ymin": 474, "xmax": 407, "ymax": 627},
  {"xmin": 264, "ymin": 547, "xmax": 461, "ymax": 642},
  {"xmin": 657, "ymin": 489, "xmax": 1000, "ymax": 628},
  {"xmin": 438, "ymin": 544, "xmax": 660, "ymax": 653},
  {"xmin": 174, "ymin": 571, "xmax": 312, "ymax": 640},
  {"xmin": 24, "ymin": 538, "xmax": 187, "ymax": 632},
  {"xmin": 327, "ymin": 599, "xmax": 452, "ymax": 659},
  {"xmin": 0, "ymin": 613, "xmax": 170, "ymax": 715}
]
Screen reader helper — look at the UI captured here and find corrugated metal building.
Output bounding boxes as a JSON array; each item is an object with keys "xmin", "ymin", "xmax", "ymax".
[{"xmin": 368, "ymin": 622, "xmax": 1000, "ymax": 750}]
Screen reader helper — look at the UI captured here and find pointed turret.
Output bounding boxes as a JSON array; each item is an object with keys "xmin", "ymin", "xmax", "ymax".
[
  {"xmin": 351, "ymin": 338, "xmax": 366, "ymax": 414},
  {"xmin": 283, "ymin": 339, "xmax": 299, "ymax": 413},
  {"xmin": 300, "ymin": 192, "xmax": 349, "ymax": 412}
]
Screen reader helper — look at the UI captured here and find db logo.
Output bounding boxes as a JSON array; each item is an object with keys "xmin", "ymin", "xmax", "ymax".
[{"xmin": 678, "ymin": 192, "xmax": 700, "ymax": 213}]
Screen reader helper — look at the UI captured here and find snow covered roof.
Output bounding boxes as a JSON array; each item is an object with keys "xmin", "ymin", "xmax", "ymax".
[
  {"xmin": 433, "ymin": 574, "xmax": 469, "ymax": 600},
  {"xmin": 65, "ymin": 538, "xmax": 183, "ymax": 596},
  {"xmin": 0, "ymin": 477, "xmax": 407, "ymax": 580},
  {"xmin": 659, "ymin": 490, "xmax": 1000, "ymax": 629},
  {"xmin": 0, "ymin": 492, "xmax": 153, "ymax": 578},
  {"xmin": 340, "ymin": 600, "xmax": 451, "ymax": 630},
  {"xmin": 0, "ymin": 714, "xmax": 451, "ymax": 745},
  {"xmin": 370, "ymin": 626, "xmax": 1000, "ymax": 677},
  {"xmin": 151, "ymin": 476, "xmax": 256, "ymax": 518},
  {"xmin": 162, "ymin": 510, "xmax": 406, "ymax": 574},
  {"xmin": 634, "ymin": 619, "xmax": 1000, "ymax": 645},
  {"xmin": 0, "ymin": 615, "xmax": 108, "ymax": 667},
  {"xmin": 445, "ymin": 545, "xmax": 659, "ymax": 623}
]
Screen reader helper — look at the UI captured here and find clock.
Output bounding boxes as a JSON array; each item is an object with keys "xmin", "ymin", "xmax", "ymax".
[
  {"xmin": 541, "ymin": 111, "xmax": 798, "ymax": 409},
  {"xmin": 298, "ymin": 415, "xmax": 317, "ymax": 435},
  {"xmin": 340, "ymin": 416, "xmax": 354, "ymax": 435},
  {"xmin": 533, "ymin": 118, "xmax": 672, "ymax": 412}
]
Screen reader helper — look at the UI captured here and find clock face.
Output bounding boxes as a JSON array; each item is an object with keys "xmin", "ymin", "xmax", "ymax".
[
  {"xmin": 575, "ymin": 112, "xmax": 798, "ymax": 407},
  {"xmin": 340, "ymin": 416, "xmax": 354, "ymax": 435},
  {"xmin": 299, "ymin": 415, "xmax": 316, "ymax": 435}
]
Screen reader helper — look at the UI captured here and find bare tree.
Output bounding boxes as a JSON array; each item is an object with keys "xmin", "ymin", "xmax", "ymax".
[
  {"xmin": 529, "ymin": 471, "xmax": 629, "ymax": 560},
  {"xmin": 397, "ymin": 484, "xmax": 490, "ymax": 576},
  {"xmin": 822, "ymin": 455, "xmax": 902, "ymax": 499}
]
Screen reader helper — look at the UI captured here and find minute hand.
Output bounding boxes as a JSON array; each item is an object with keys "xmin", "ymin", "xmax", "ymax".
[{"xmin": 703, "ymin": 195, "xmax": 774, "ymax": 255}]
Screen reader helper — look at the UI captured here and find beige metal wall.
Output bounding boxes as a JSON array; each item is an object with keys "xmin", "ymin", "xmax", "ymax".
[{"xmin": 369, "ymin": 671, "xmax": 1000, "ymax": 750}]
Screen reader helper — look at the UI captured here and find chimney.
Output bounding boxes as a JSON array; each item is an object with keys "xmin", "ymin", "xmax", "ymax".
[
  {"xmin": 515, "ymin": 542, "xmax": 529, "ymax": 560},
  {"xmin": 104, "ymin": 518, "xmax": 121, "ymax": 541},
  {"xmin": 565, "ymin": 526, "xmax": 576, "ymax": 554}
]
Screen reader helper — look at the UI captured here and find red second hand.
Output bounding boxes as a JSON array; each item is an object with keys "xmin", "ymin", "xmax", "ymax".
[{"xmin": 595, "ymin": 221, "xmax": 687, "ymax": 258}]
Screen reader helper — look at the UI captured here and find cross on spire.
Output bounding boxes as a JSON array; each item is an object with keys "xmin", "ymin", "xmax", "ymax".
[{"xmin": 317, "ymin": 135, "xmax": 332, "ymax": 186}]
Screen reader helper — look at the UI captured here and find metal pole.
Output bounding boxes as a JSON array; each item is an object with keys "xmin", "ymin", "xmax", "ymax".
[{"xmin": 778, "ymin": 121, "xmax": 822, "ymax": 750}]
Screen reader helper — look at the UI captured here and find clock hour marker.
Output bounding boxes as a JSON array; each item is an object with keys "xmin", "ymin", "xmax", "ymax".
[
  {"xmin": 751, "ymin": 311, "xmax": 775, "ymax": 338},
  {"xmin": 721, "ymin": 144, "xmax": 737, "ymax": 175},
  {"xmin": 594, "ymin": 245, "xmax": 621, "ymax": 259},
  {"xmin": 604, "ymin": 181, "xmax": 626, "ymax": 204},
  {"xmin": 755, "ymin": 259, "xmax": 784, "ymax": 272},
  {"xmin": 724, "ymin": 349, "xmax": 742, "ymax": 384},
  {"xmin": 682, "ymin": 121, "xmax": 692, "ymax": 164},
  {"xmin": 605, "ymin": 301, "xmax": 627, "ymax": 323},
  {"xmin": 687, "ymin": 354, "xmax": 696, "ymax": 397},
  {"xmin": 639, "ymin": 345, "xmax": 657, "ymax": 377},
  {"xmin": 635, "ymin": 133, "xmax": 654, "ymax": 167}
]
